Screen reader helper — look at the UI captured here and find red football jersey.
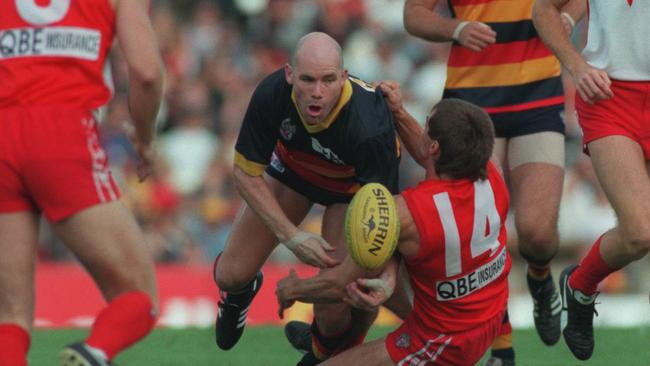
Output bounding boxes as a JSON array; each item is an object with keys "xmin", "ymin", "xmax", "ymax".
[
  {"xmin": 0, "ymin": 0, "xmax": 115, "ymax": 110},
  {"xmin": 401, "ymin": 162, "xmax": 511, "ymax": 334}
]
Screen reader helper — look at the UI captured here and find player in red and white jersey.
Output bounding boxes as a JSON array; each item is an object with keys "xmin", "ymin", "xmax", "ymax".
[
  {"xmin": 276, "ymin": 97, "xmax": 511, "ymax": 365},
  {"xmin": 534, "ymin": 0, "xmax": 650, "ymax": 361},
  {"xmin": 0, "ymin": 1, "xmax": 163, "ymax": 365}
]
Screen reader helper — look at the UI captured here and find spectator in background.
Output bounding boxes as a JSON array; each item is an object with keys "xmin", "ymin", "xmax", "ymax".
[
  {"xmin": 159, "ymin": 79, "xmax": 219, "ymax": 196},
  {"xmin": 0, "ymin": 1, "xmax": 163, "ymax": 365},
  {"xmin": 402, "ymin": 1, "xmax": 585, "ymax": 364}
]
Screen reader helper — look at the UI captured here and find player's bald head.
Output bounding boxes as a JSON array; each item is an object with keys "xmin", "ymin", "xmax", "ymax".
[{"xmin": 291, "ymin": 32, "xmax": 343, "ymax": 70}]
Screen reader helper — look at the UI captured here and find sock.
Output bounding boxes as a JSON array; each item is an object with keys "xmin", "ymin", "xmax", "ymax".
[
  {"xmin": 309, "ymin": 317, "xmax": 369, "ymax": 361},
  {"xmin": 0, "ymin": 323, "xmax": 30, "ymax": 366},
  {"xmin": 527, "ymin": 263, "xmax": 550, "ymax": 280},
  {"xmin": 310, "ymin": 319, "xmax": 351, "ymax": 360},
  {"xmin": 569, "ymin": 236, "xmax": 614, "ymax": 295},
  {"xmin": 86, "ymin": 291, "xmax": 156, "ymax": 360},
  {"xmin": 527, "ymin": 270, "xmax": 553, "ymax": 294},
  {"xmin": 490, "ymin": 311, "xmax": 514, "ymax": 361}
]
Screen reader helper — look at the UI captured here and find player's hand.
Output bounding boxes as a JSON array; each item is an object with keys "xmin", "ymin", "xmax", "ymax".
[
  {"xmin": 572, "ymin": 62, "xmax": 614, "ymax": 104},
  {"xmin": 283, "ymin": 231, "xmax": 339, "ymax": 269},
  {"xmin": 343, "ymin": 278, "xmax": 394, "ymax": 311},
  {"xmin": 276, "ymin": 269, "xmax": 299, "ymax": 319},
  {"xmin": 124, "ymin": 122, "xmax": 156, "ymax": 182},
  {"xmin": 378, "ymin": 81, "xmax": 404, "ymax": 115},
  {"xmin": 457, "ymin": 22, "xmax": 496, "ymax": 52}
]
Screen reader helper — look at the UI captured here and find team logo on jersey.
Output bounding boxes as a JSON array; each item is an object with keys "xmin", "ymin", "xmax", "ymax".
[
  {"xmin": 311, "ymin": 138, "xmax": 344, "ymax": 164},
  {"xmin": 270, "ymin": 152, "xmax": 285, "ymax": 173},
  {"xmin": 395, "ymin": 333, "xmax": 411, "ymax": 349},
  {"xmin": 279, "ymin": 118, "xmax": 296, "ymax": 141}
]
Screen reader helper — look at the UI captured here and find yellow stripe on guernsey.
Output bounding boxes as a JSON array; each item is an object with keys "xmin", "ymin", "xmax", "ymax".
[
  {"xmin": 454, "ymin": 0, "xmax": 532, "ymax": 22},
  {"xmin": 234, "ymin": 151, "xmax": 266, "ymax": 176},
  {"xmin": 446, "ymin": 56, "xmax": 560, "ymax": 88},
  {"xmin": 291, "ymin": 79, "xmax": 352, "ymax": 133}
]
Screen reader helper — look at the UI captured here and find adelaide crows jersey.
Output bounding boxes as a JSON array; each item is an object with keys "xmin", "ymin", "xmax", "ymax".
[
  {"xmin": 444, "ymin": 0, "xmax": 564, "ymax": 114},
  {"xmin": 234, "ymin": 68, "xmax": 399, "ymax": 205}
]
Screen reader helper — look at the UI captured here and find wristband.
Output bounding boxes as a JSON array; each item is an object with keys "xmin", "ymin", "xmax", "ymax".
[
  {"xmin": 561, "ymin": 12, "xmax": 576, "ymax": 29},
  {"xmin": 452, "ymin": 21, "xmax": 469, "ymax": 41},
  {"xmin": 283, "ymin": 231, "xmax": 311, "ymax": 250}
]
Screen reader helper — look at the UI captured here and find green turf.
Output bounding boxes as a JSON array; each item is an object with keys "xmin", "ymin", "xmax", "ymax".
[{"xmin": 32, "ymin": 326, "xmax": 650, "ymax": 365}]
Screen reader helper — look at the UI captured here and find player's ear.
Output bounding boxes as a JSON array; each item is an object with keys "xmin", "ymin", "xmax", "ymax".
[
  {"xmin": 284, "ymin": 63, "xmax": 294, "ymax": 85},
  {"xmin": 428, "ymin": 140, "xmax": 440, "ymax": 158},
  {"xmin": 341, "ymin": 68, "xmax": 348, "ymax": 80}
]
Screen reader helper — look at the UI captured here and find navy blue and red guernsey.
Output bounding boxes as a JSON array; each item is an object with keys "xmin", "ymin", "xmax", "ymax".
[
  {"xmin": 234, "ymin": 69, "xmax": 400, "ymax": 205},
  {"xmin": 444, "ymin": 0, "xmax": 564, "ymax": 114},
  {"xmin": 401, "ymin": 162, "xmax": 511, "ymax": 334}
]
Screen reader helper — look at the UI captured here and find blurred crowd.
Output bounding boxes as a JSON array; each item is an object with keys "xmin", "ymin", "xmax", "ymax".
[{"xmin": 37, "ymin": 0, "xmax": 643, "ymax": 293}]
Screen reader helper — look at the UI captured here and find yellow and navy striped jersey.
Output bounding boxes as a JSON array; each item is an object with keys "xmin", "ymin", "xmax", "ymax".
[
  {"xmin": 444, "ymin": 0, "xmax": 564, "ymax": 114},
  {"xmin": 234, "ymin": 69, "xmax": 399, "ymax": 197}
]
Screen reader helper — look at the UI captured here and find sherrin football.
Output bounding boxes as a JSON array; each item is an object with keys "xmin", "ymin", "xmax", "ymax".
[{"xmin": 345, "ymin": 183, "xmax": 400, "ymax": 271}]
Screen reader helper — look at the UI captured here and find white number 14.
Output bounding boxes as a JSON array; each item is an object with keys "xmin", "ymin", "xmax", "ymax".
[{"xmin": 433, "ymin": 179, "xmax": 502, "ymax": 278}]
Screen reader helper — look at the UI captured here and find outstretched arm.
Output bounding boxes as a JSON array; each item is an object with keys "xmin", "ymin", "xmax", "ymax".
[
  {"xmin": 378, "ymin": 81, "xmax": 428, "ymax": 168},
  {"xmin": 533, "ymin": 0, "xmax": 612, "ymax": 104},
  {"xmin": 276, "ymin": 256, "xmax": 369, "ymax": 318}
]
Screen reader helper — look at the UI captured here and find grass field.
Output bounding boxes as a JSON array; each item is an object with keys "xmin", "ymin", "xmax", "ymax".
[{"xmin": 32, "ymin": 326, "xmax": 649, "ymax": 366}]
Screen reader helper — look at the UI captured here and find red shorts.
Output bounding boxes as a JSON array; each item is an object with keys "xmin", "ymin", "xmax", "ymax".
[
  {"xmin": 0, "ymin": 107, "xmax": 120, "ymax": 221},
  {"xmin": 385, "ymin": 311, "xmax": 505, "ymax": 366},
  {"xmin": 576, "ymin": 80, "xmax": 650, "ymax": 158}
]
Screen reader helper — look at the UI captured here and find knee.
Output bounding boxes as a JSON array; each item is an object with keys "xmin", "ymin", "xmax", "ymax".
[
  {"xmin": 213, "ymin": 261, "xmax": 251, "ymax": 293},
  {"xmin": 516, "ymin": 222, "xmax": 559, "ymax": 264},
  {"xmin": 621, "ymin": 231, "xmax": 650, "ymax": 260}
]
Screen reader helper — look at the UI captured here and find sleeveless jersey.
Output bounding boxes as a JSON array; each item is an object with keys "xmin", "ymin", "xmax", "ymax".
[
  {"xmin": 444, "ymin": 0, "xmax": 564, "ymax": 114},
  {"xmin": 234, "ymin": 68, "xmax": 400, "ymax": 197},
  {"xmin": 0, "ymin": 0, "xmax": 115, "ymax": 110},
  {"xmin": 401, "ymin": 162, "xmax": 511, "ymax": 334},
  {"xmin": 583, "ymin": 0, "xmax": 650, "ymax": 81}
]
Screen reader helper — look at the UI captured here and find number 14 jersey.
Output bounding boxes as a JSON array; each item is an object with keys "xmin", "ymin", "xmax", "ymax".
[{"xmin": 401, "ymin": 162, "xmax": 511, "ymax": 334}]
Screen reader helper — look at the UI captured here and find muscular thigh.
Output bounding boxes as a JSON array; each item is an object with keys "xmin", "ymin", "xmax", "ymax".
[
  {"xmin": 508, "ymin": 133, "xmax": 564, "ymax": 229},
  {"xmin": 588, "ymin": 136, "xmax": 650, "ymax": 233},
  {"xmin": 219, "ymin": 174, "xmax": 312, "ymax": 282}
]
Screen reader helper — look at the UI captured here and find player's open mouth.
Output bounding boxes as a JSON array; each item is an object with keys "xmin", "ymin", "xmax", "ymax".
[{"xmin": 308, "ymin": 105, "xmax": 322, "ymax": 116}]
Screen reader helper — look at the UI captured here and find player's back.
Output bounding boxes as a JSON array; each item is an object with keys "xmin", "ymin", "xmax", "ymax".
[
  {"xmin": 0, "ymin": 0, "xmax": 115, "ymax": 110},
  {"xmin": 401, "ymin": 162, "xmax": 511, "ymax": 334}
]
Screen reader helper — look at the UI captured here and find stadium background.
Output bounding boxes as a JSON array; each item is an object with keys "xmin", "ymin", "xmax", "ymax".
[{"xmin": 34, "ymin": 0, "xmax": 649, "ymax": 364}]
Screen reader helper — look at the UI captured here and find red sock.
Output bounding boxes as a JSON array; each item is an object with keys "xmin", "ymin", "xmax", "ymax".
[
  {"xmin": 569, "ymin": 236, "xmax": 615, "ymax": 295},
  {"xmin": 0, "ymin": 323, "xmax": 30, "ymax": 366},
  {"xmin": 86, "ymin": 291, "xmax": 156, "ymax": 360}
]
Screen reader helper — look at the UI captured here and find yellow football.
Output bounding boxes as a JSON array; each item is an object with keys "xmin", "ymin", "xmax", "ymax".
[{"xmin": 345, "ymin": 183, "xmax": 400, "ymax": 271}]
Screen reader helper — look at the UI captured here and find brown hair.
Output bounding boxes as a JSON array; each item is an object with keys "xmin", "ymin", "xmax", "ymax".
[{"xmin": 427, "ymin": 98, "xmax": 495, "ymax": 181}]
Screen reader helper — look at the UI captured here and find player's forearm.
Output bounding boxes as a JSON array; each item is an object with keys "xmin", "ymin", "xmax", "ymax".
[
  {"xmin": 533, "ymin": 0, "xmax": 586, "ymax": 77},
  {"xmin": 560, "ymin": 0, "xmax": 587, "ymax": 26},
  {"xmin": 393, "ymin": 107, "xmax": 428, "ymax": 168},
  {"xmin": 404, "ymin": 0, "xmax": 459, "ymax": 42},
  {"xmin": 117, "ymin": 0, "xmax": 164, "ymax": 145},
  {"xmin": 288, "ymin": 275, "xmax": 347, "ymax": 304},
  {"xmin": 233, "ymin": 167, "xmax": 297, "ymax": 242},
  {"xmin": 128, "ymin": 72, "xmax": 163, "ymax": 145}
]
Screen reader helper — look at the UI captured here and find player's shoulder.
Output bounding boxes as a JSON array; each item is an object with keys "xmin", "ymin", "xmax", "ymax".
[
  {"xmin": 346, "ymin": 75, "xmax": 395, "ymax": 140},
  {"xmin": 252, "ymin": 68, "xmax": 291, "ymax": 104}
]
